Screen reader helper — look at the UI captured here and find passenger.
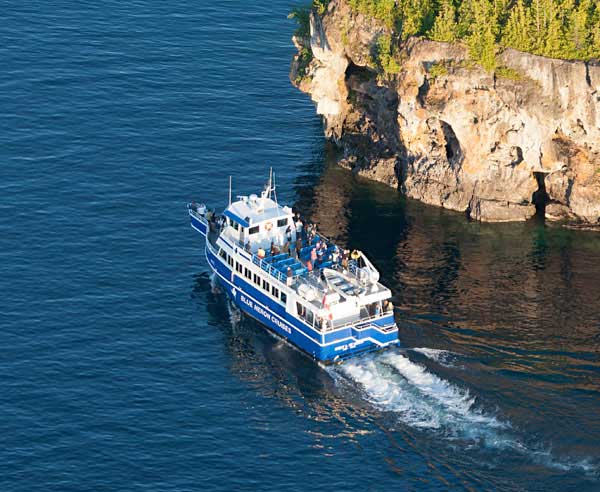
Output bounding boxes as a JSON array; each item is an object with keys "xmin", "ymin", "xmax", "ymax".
[
  {"xmin": 286, "ymin": 266, "xmax": 293, "ymax": 286},
  {"xmin": 245, "ymin": 241, "xmax": 251, "ymax": 253},
  {"xmin": 374, "ymin": 303, "xmax": 382, "ymax": 317},
  {"xmin": 282, "ymin": 241, "xmax": 290, "ymax": 254},
  {"xmin": 310, "ymin": 247, "xmax": 317, "ymax": 264},
  {"xmin": 341, "ymin": 256, "xmax": 349, "ymax": 271},
  {"xmin": 257, "ymin": 247, "xmax": 266, "ymax": 259},
  {"xmin": 285, "ymin": 225, "xmax": 292, "ymax": 243},
  {"xmin": 295, "ymin": 237, "xmax": 302, "ymax": 257},
  {"xmin": 306, "ymin": 259, "xmax": 313, "ymax": 272},
  {"xmin": 351, "ymin": 249, "xmax": 360, "ymax": 261},
  {"xmin": 331, "ymin": 247, "xmax": 339, "ymax": 264},
  {"xmin": 270, "ymin": 241, "xmax": 279, "ymax": 256},
  {"xmin": 295, "ymin": 214, "xmax": 303, "ymax": 236},
  {"xmin": 205, "ymin": 209, "xmax": 213, "ymax": 222},
  {"xmin": 320, "ymin": 317, "xmax": 328, "ymax": 331},
  {"xmin": 384, "ymin": 300, "xmax": 394, "ymax": 313}
]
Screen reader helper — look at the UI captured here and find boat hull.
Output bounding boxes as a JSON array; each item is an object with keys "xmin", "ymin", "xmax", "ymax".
[{"xmin": 204, "ymin": 243, "xmax": 399, "ymax": 363}]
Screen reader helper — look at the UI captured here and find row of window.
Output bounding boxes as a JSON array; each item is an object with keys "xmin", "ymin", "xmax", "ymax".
[
  {"xmin": 218, "ymin": 248, "xmax": 287, "ymax": 305},
  {"xmin": 233, "ymin": 217, "xmax": 289, "ymax": 236}
]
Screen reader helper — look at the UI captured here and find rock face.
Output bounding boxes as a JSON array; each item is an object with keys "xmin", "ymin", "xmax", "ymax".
[{"xmin": 290, "ymin": 0, "xmax": 600, "ymax": 224}]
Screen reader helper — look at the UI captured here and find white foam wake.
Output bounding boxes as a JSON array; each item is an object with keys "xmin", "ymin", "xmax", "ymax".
[
  {"xmin": 338, "ymin": 352, "xmax": 506, "ymax": 438},
  {"xmin": 334, "ymin": 351, "xmax": 597, "ymax": 474}
]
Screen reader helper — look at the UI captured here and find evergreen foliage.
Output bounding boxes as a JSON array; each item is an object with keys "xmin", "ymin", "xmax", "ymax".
[
  {"xmin": 376, "ymin": 33, "xmax": 402, "ymax": 73},
  {"xmin": 288, "ymin": 6, "xmax": 311, "ymax": 38},
  {"xmin": 342, "ymin": 0, "xmax": 600, "ymax": 71}
]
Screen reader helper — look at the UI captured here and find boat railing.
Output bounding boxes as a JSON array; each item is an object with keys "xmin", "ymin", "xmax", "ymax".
[
  {"xmin": 326, "ymin": 310, "xmax": 396, "ymax": 332},
  {"xmin": 251, "ymin": 255, "xmax": 288, "ymax": 284},
  {"xmin": 188, "ymin": 206, "xmax": 206, "ymax": 223}
]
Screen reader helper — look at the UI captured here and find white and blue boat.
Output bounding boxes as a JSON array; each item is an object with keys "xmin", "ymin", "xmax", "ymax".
[{"xmin": 188, "ymin": 172, "xmax": 399, "ymax": 363}]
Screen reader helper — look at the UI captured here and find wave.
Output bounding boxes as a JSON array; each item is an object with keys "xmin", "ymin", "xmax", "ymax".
[
  {"xmin": 333, "ymin": 350, "xmax": 597, "ymax": 475},
  {"xmin": 338, "ymin": 351, "xmax": 505, "ymax": 436},
  {"xmin": 411, "ymin": 347, "xmax": 460, "ymax": 367}
]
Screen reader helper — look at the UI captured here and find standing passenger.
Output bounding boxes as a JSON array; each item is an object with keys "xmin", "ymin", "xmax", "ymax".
[{"xmin": 310, "ymin": 247, "xmax": 317, "ymax": 264}]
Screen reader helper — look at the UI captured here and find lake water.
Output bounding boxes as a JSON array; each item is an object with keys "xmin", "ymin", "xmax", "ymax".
[{"xmin": 2, "ymin": 1, "xmax": 599, "ymax": 490}]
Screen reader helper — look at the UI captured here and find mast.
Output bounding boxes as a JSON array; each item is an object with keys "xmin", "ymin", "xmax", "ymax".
[{"xmin": 228, "ymin": 175, "xmax": 232, "ymax": 206}]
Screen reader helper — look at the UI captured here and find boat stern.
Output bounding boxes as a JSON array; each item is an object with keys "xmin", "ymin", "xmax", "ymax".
[{"xmin": 319, "ymin": 313, "xmax": 399, "ymax": 363}]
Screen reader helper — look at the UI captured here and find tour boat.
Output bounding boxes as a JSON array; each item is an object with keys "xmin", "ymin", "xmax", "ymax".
[{"xmin": 188, "ymin": 172, "xmax": 399, "ymax": 363}]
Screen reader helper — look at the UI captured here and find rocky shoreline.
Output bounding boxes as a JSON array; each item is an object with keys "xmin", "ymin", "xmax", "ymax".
[{"xmin": 290, "ymin": 0, "xmax": 600, "ymax": 225}]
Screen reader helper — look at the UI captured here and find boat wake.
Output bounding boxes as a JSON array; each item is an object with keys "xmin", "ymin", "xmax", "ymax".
[
  {"xmin": 410, "ymin": 347, "xmax": 460, "ymax": 368},
  {"xmin": 331, "ymin": 350, "xmax": 597, "ymax": 475}
]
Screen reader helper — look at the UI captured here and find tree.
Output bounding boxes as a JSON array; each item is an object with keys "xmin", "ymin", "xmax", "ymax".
[
  {"xmin": 502, "ymin": 0, "xmax": 532, "ymax": 52},
  {"xmin": 430, "ymin": 0, "xmax": 458, "ymax": 42},
  {"xmin": 564, "ymin": 0, "xmax": 594, "ymax": 59},
  {"xmin": 467, "ymin": 0, "xmax": 499, "ymax": 70},
  {"xmin": 542, "ymin": 0, "xmax": 565, "ymax": 58}
]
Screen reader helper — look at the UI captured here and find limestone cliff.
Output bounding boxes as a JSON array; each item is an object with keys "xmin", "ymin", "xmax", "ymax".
[{"xmin": 290, "ymin": 0, "xmax": 600, "ymax": 224}]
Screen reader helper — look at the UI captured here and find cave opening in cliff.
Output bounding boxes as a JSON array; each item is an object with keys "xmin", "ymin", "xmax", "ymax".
[
  {"xmin": 532, "ymin": 172, "xmax": 550, "ymax": 219},
  {"xmin": 344, "ymin": 61, "xmax": 376, "ymax": 88},
  {"xmin": 440, "ymin": 121, "xmax": 463, "ymax": 166}
]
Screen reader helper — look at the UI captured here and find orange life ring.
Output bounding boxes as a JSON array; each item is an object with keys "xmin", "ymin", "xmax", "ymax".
[{"xmin": 265, "ymin": 222, "xmax": 273, "ymax": 231}]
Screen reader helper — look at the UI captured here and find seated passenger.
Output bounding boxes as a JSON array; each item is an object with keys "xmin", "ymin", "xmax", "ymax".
[{"xmin": 257, "ymin": 248, "xmax": 266, "ymax": 259}]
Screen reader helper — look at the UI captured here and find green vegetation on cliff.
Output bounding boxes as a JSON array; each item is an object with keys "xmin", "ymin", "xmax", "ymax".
[{"xmin": 345, "ymin": 0, "xmax": 600, "ymax": 70}]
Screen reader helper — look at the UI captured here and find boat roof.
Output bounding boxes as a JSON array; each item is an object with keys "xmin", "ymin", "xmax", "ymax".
[{"xmin": 226, "ymin": 195, "xmax": 292, "ymax": 227}]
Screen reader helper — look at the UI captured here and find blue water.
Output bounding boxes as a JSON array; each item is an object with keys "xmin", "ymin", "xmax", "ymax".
[{"xmin": 2, "ymin": 1, "xmax": 600, "ymax": 490}]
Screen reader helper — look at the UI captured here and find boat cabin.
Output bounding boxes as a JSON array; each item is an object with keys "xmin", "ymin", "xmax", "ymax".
[{"xmin": 222, "ymin": 193, "xmax": 297, "ymax": 251}]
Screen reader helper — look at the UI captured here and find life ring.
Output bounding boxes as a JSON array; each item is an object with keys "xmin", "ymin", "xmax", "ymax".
[{"xmin": 265, "ymin": 221, "xmax": 273, "ymax": 231}]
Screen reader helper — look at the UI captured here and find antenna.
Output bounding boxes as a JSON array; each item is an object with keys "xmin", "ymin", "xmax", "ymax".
[
  {"xmin": 268, "ymin": 167, "xmax": 272, "ymax": 196},
  {"xmin": 272, "ymin": 170, "xmax": 278, "ymax": 204},
  {"xmin": 228, "ymin": 176, "xmax": 232, "ymax": 206}
]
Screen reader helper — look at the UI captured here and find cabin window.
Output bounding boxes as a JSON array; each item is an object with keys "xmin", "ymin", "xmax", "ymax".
[
  {"xmin": 253, "ymin": 273, "xmax": 260, "ymax": 285},
  {"xmin": 244, "ymin": 268, "xmax": 251, "ymax": 280},
  {"xmin": 263, "ymin": 279, "xmax": 269, "ymax": 291},
  {"xmin": 281, "ymin": 292, "xmax": 287, "ymax": 304},
  {"xmin": 219, "ymin": 249, "xmax": 226, "ymax": 260},
  {"xmin": 236, "ymin": 262, "xmax": 243, "ymax": 273},
  {"xmin": 277, "ymin": 218, "xmax": 288, "ymax": 228},
  {"xmin": 272, "ymin": 286, "xmax": 279, "ymax": 298},
  {"xmin": 249, "ymin": 225, "xmax": 259, "ymax": 235},
  {"xmin": 306, "ymin": 310, "xmax": 314, "ymax": 325},
  {"xmin": 227, "ymin": 256, "xmax": 234, "ymax": 267}
]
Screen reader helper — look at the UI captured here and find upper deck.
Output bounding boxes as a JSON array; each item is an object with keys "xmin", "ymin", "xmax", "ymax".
[{"xmin": 189, "ymin": 173, "xmax": 395, "ymax": 331}]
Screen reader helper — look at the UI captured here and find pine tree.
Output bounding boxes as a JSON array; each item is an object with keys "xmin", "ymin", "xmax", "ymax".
[
  {"xmin": 542, "ymin": 0, "xmax": 565, "ymax": 58},
  {"xmin": 502, "ymin": 0, "xmax": 533, "ymax": 52},
  {"xmin": 457, "ymin": 0, "xmax": 476, "ymax": 38},
  {"xmin": 590, "ymin": 1, "xmax": 600, "ymax": 58},
  {"xmin": 430, "ymin": 0, "xmax": 458, "ymax": 42},
  {"xmin": 565, "ymin": 0, "xmax": 593, "ymax": 59},
  {"xmin": 467, "ymin": 0, "xmax": 499, "ymax": 70}
]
